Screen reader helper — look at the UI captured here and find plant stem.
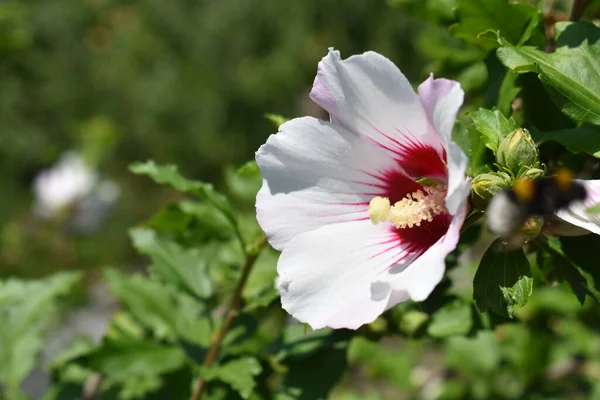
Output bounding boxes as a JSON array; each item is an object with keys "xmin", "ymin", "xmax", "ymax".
[
  {"xmin": 570, "ymin": 0, "xmax": 590, "ymax": 21},
  {"xmin": 189, "ymin": 236, "xmax": 266, "ymax": 400}
]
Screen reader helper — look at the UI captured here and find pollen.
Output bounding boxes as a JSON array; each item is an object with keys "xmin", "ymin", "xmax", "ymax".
[{"xmin": 368, "ymin": 185, "xmax": 448, "ymax": 229}]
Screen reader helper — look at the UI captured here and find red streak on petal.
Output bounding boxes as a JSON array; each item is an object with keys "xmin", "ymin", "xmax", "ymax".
[
  {"xmin": 380, "ymin": 169, "xmax": 423, "ymax": 204},
  {"xmin": 394, "ymin": 213, "xmax": 451, "ymax": 255},
  {"xmin": 367, "ymin": 124, "xmax": 447, "ymax": 181},
  {"xmin": 398, "ymin": 140, "xmax": 447, "ymax": 181}
]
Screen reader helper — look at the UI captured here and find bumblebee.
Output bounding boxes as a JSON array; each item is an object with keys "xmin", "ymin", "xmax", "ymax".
[{"xmin": 486, "ymin": 168, "xmax": 587, "ymax": 238}]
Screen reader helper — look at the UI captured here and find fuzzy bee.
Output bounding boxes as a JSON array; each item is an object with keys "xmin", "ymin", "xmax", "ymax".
[{"xmin": 486, "ymin": 168, "xmax": 587, "ymax": 239}]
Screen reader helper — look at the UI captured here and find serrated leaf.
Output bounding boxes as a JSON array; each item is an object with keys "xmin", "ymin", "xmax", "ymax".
[
  {"xmin": 497, "ymin": 21, "xmax": 600, "ymax": 125},
  {"xmin": 105, "ymin": 269, "xmax": 178, "ymax": 339},
  {"xmin": 87, "ymin": 340, "xmax": 186, "ymax": 377},
  {"xmin": 500, "ymin": 275, "xmax": 533, "ymax": 317},
  {"xmin": 531, "ymin": 125, "xmax": 600, "ymax": 158},
  {"xmin": 129, "ymin": 160, "xmax": 238, "ymax": 231},
  {"xmin": 450, "ymin": 0, "xmax": 544, "ymax": 51},
  {"xmin": 201, "ymin": 357, "xmax": 262, "ymax": 399},
  {"xmin": 473, "ymin": 240, "xmax": 532, "ymax": 316},
  {"xmin": 82, "ymin": 339, "xmax": 186, "ymax": 399},
  {"xmin": 129, "ymin": 227, "xmax": 212, "ymax": 299},
  {"xmin": 0, "ymin": 272, "xmax": 81, "ymax": 397},
  {"xmin": 427, "ymin": 299, "xmax": 472, "ymax": 337},
  {"xmin": 469, "ymin": 108, "xmax": 517, "ymax": 151}
]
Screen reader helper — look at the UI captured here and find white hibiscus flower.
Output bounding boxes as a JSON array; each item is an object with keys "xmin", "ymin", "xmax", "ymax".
[{"xmin": 256, "ymin": 49, "xmax": 470, "ymax": 330}]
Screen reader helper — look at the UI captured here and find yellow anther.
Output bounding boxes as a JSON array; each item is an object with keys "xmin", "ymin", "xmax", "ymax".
[{"xmin": 368, "ymin": 185, "xmax": 448, "ymax": 229}]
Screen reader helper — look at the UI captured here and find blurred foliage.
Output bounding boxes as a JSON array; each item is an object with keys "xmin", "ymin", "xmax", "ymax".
[{"xmin": 3, "ymin": 0, "xmax": 600, "ymax": 400}]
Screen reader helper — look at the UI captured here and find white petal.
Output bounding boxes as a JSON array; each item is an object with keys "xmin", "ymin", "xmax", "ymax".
[
  {"xmin": 256, "ymin": 116, "xmax": 404, "ymax": 250},
  {"xmin": 277, "ymin": 219, "xmax": 419, "ymax": 330},
  {"xmin": 310, "ymin": 49, "xmax": 443, "ymax": 156},
  {"xmin": 417, "ymin": 76, "xmax": 468, "ymax": 216},
  {"xmin": 378, "ymin": 199, "xmax": 467, "ymax": 302},
  {"xmin": 555, "ymin": 180, "xmax": 600, "ymax": 235}
]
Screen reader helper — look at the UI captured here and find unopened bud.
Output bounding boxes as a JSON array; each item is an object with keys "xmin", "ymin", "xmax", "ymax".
[
  {"xmin": 496, "ymin": 128, "xmax": 539, "ymax": 173},
  {"xmin": 470, "ymin": 172, "xmax": 511, "ymax": 210},
  {"xmin": 521, "ymin": 215, "xmax": 544, "ymax": 242},
  {"xmin": 519, "ymin": 167, "xmax": 545, "ymax": 180}
]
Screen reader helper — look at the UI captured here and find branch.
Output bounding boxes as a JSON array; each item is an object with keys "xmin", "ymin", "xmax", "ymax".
[{"xmin": 189, "ymin": 236, "xmax": 267, "ymax": 400}]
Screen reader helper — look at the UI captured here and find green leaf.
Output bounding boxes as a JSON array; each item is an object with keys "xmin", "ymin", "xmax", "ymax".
[
  {"xmin": 201, "ymin": 357, "xmax": 263, "ymax": 399},
  {"xmin": 554, "ymin": 236, "xmax": 600, "ymax": 303},
  {"xmin": 0, "ymin": 272, "xmax": 81, "ymax": 398},
  {"xmin": 105, "ymin": 269, "xmax": 178, "ymax": 339},
  {"xmin": 427, "ymin": 299, "xmax": 472, "ymax": 337},
  {"xmin": 91, "ymin": 340, "xmax": 186, "ymax": 375},
  {"xmin": 531, "ymin": 125, "xmax": 600, "ymax": 158},
  {"xmin": 129, "ymin": 227, "xmax": 212, "ymax": 299},
  {"xmin": 129, "ymin": 160, "xmax": 238, "ymax": 232},
  {"xmin": 276, "ymin": 338, "xmax": 349, "ymax": 400},
  {"xmin": 347, "ymin": 336, "xmax": 417, "ymax": 390},
  {"xmin": 242, "ymin": 246, "xmax": 279, "ymax": 311},
  {"xmin": 146, "ymin": 203, "xmax": 192, "ymax": 233},
  {"xmin": 541, "ymin": 238, "xmax": 599, "ymax": 305},
  {"xmin": 264, "ymin": 113, "xmax": 289, "ymax": 127},
  {"xmin": 450, "ymin": 0, "xmax": 544, "ymax": 51},
  {"xmin": 497, "ymin": 21, "xmax": 600, "ymax": 125},
  {"xmin": 224, "ymin": 164, "xmax": 261, "ymax": 203},
  {"xmin": 445, "ymin": 331, "xmax": 501, "ymax": 374},
  {"xmin": 452, "ymin": 120, "xmax": 486, "ymax": 174},
  {"xmin": 473, "ymin": 240, "xmax": 532, "ymax": 316},
  {"xmin": 500, "ymin": 275, "xmax": 533, "ymax": 318},
  {"xmin": 83, "ymin": 339, "xmax": 186, "ymax": 399},
  {"xmin": 469, "ymin": 108, "xmax": 517, "ymax": 152},
  {"xmin": 178, "ymin": 200, "xmax": 234, "ymax": 241}
]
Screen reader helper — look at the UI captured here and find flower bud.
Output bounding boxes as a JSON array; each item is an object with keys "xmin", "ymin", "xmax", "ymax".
[
  {"xmin": 518, "ymin": 167, "xmax": 545, "ymax": 181},
  {"xmin": 521, "ymin": 215, "xmax": 544, "ymax": 243},
  {"xmin": 496, "ymin": 128, "xmax": 539, "ymax": 173},
  {"xmin": 470, "ymin": 172, "xmax": 511, "ymax": 210}
]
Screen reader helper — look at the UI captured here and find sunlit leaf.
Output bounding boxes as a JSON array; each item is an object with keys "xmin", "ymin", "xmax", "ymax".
[
  {"xmin": 200, "ymin": 357, "xmax": 262, "ymax": 399},
  {"xmin": 129, "ymin": 227, "xmax": 212, "ymax": 299},
  {"xmin": 129, "ymin": 160, "xmax": 238, "ymax": 231},
  {"xmin": 450, "ymin": 0, "xmax": 544, "ymax": 50},
  {"xmin": 105, "ymin": 269, "xmax": 178, "ymax": 339},
  {"xmin": 469, "ymin": 108, "xmax": 517, "ymax": 152},
  {"xmin": 497, "ymin": 22, "xmax": 600, "ymax": 125},
  {"xmin": 500, "ymin": 275, "xmax": 533, "ymax": 318}
]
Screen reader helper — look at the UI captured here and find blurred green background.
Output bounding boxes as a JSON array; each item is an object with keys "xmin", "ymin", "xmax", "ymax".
[{"xmin": 0, "ymin": 0, "xmax": 478, "ymax": 278}]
